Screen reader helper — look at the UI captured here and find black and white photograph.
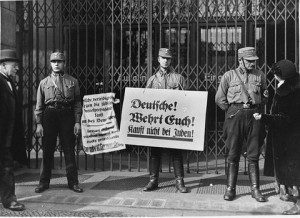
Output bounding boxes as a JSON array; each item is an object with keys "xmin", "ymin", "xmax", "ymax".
[{"xmin": 0, "ymin": 0, "xmax": 299, "ymax": 217}]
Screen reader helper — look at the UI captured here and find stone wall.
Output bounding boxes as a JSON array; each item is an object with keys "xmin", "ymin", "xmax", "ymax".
[{"xmin": 0, "ymin": 1, "xmax": 16, "ymax": 49}]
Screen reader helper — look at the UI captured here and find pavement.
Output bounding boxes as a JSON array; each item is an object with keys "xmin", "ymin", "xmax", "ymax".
[{"xmin": 0, "ymin": 165, "xmax": 296, "ymax": 217}]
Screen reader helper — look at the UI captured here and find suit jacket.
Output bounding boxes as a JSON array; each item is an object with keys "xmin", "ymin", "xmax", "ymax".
[{"xmin": 0, "ymin": 73, "xmax": 27, "ymax": 165}]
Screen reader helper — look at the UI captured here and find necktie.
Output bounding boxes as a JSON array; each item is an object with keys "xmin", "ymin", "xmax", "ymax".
[
  {"xmin": 55, "ymin": 75, "xmax": 64, "ymax": 97},
  {"xmin": 7, "ymin": 76, "xmax": 17, "ymax": 97}
]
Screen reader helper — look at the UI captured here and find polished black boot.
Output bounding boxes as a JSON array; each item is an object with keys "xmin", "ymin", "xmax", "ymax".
[
  {"xmin": 143, "ymin": 156, "xmax": 160, "ymax": 192},
  {"xmin": 173, "ymin": 154, "xmax": 188, "ymax": 193},
  {"xmin": 224, "ymin": 162, "xmax": 238, "ymax": 201},
  {"xmin": 248, "ymin": 163, "xmax": 266, "ymax": 202}
]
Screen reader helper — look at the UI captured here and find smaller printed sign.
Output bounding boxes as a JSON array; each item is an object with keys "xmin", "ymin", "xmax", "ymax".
[{"xmin": 81, "ymin": 93, "xmax": 126, "ymax": 155}]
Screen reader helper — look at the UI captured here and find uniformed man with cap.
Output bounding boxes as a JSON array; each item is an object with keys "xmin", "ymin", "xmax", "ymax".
[
  {"xmin": 215, "ymin": 47, "xmax": 268, "ymax": 202},
  {"xmin": 143, "ymin": 48, "xmax": 188, "ymax": 193},
  {"xmin": 34, "ymin": 51, "xmax": 83, "ymax": 193},
  {"xmin": 0, "ymin": 49, "xmax": 26, "ymax": 211}
]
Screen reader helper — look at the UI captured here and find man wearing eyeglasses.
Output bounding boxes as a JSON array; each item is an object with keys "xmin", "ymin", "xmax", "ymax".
[
  {"xmin": 215, "ymin": 47, "xmax": 268, "ymax": 202},
  {"xmin": 34, "ymin": 51, "xmax": 83, "ymax": 193}
]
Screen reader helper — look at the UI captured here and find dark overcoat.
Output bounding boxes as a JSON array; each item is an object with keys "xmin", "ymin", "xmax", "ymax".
[
  {"xmin": 263, "ymin": 81, "xmax": 300, "ymax": 186},
  {"xmin": 0, "ymin": 73, "xmax": 27, "ymax": 165}
]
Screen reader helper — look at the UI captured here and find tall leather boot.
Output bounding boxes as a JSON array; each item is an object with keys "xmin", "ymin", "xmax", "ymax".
[
  {"xmin": 248, "ymin": 163, "xmax": 266, "ymax": 202},
  {"xmin": 143, "ymin": 156, "xmax": 160, "ymax": 191},
  {"xmin": 173, "ymin": 154, "xmax": 188, "ymax": 193},
  {"xmin": 224, "ymin": 162, "xmax": 239, "ymax": 201}
]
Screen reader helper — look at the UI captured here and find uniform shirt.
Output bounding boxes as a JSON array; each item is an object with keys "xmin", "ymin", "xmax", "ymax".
[
  {"xmin": 35, "ymin": 72, "xmax": 82, "ymax": 124},
  {"xmin": 215, "ymin": 67, "xmax": 268, "ymax": 111},
  {"xmin": 146, "ymin": 67, "xmax": 186, "ymax": 90}
]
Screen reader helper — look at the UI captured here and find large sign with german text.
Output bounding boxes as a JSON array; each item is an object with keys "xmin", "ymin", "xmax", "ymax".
[
  {"xmin": 81, "ymin": 93, "xmax": 126, "ymax": 155},
  {"xmin": 120, "ymin": 88, "xmax": 207, "ymax": 151}
]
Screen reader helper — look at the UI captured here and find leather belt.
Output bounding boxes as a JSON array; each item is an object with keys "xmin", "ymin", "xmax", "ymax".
[
  {"xmin": 46, "ymin": 102, "xmax": 72, "ymax": 110},
  {"xmin": 230, "ymin": 103, "xmax": 258, "ymax": 109}
]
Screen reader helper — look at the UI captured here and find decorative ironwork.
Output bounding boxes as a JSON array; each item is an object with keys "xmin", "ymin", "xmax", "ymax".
[{"xmin": 16, "ymin": 0, "xmax": 299, "ymax": 173}]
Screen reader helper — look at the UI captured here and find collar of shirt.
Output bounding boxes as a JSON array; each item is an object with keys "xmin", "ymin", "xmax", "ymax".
[
  {"xmin": 158, "ymin": 66, "xmax": 175, "ymax": 76},
  {"xmin": 237, "ymin": 66, "xmax": 247, "ymax": 74},
  {"xmin": 51, "ymin": 71, "xmax": 64, "ymax": 77},
  {"xmin": 0, "ymin": 72, "xmax": 10, "ymax": 80},
  {"xmin": 0, "ymin": 72, "xmax": 13, "ymax": 91}
]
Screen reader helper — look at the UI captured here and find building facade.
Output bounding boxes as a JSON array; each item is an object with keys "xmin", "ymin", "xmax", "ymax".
[{"xmin": 7, "ymin": 0, "xmax": 300, "ymax": 172}]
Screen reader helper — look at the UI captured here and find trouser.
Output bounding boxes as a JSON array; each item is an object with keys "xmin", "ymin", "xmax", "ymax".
[
  {"xmin": 0, "ymin": 148, "xmax": 17, "ymax": 207},
  {"xmin": 150, "ymin": 147, "xmax": 184, "ymax": 178},
  {"xmin": 39, "ymin": 107, "xmax": 78, "ymax": 187},
  {"xmin": 224, "ymin": 105, "xmax": 265, "ymax": 164}
]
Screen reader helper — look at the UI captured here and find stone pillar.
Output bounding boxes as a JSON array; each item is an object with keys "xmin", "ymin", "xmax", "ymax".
[{"xmin": 0, "ymin": 1, "xmax": 17, "ymax": 50}]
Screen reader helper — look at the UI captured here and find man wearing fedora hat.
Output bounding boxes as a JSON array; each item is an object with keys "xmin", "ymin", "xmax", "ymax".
[
  {"xmin": 143, "ymin": 48, "xmax": 188, "ymax": 193},
  {"xmin": 0, "ymin": 49, "xmax": 27, "ymax": 211},
  {"xmin": 216, "ymin": 47, "xmax": 268, "ymax": 202},
  {"xmin": 34, "ymin": 50, "xmax": 83, "ymax": 193}
]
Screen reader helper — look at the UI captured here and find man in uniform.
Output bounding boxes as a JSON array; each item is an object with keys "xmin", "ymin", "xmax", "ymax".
[
  {"xmin": 143, "ymin": 48, "xmax": 188, "ymax": 193},
  {"xmin": 34, "ymin": 51, "xmax": 83, "ymax": 193},
  {"xmin": 0, "ymin": 49, "xmax": 26, "ymax": 211},
  {"xmin": 215, "ymin": 47, "xmax": 268, "ymax": 202}
]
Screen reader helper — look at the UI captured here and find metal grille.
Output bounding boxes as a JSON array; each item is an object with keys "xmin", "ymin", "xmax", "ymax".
[{"xmin": 16, "ymin": 0, "xmax": 299, "ymax": 173}]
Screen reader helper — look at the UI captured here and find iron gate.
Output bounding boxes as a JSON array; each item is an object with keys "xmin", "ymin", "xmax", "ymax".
[{"xmin": 16, "ymin": 0, "xmax": 299, "ymax": 173}]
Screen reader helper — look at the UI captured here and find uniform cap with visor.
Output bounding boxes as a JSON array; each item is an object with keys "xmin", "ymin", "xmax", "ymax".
[
  {"xmin": 159, "ymin": 48, "xmax": 172, "ymax": 58},
  {"xmin": 238, "ymin": 47, "xmax": 259, "ymax": 61},
  {"xmin": 50, "ymin": 51, "xmax": 65, "ymax": 62}
]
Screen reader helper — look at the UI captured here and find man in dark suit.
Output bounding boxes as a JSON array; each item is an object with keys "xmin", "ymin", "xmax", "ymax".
[{"xmin": 0, "ymin": 49, "xmax": 27, "ymax": 211}]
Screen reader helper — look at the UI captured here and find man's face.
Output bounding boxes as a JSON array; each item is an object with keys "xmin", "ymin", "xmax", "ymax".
[
  {"xmin": 2, "ymin": 61, "xmax": 19, "ymax": 77},
  {"xmin": 158, "ymin": 56, "xmax": 171, "ymax": 69},
  {"xmin": 50, "ymin": 60, "xmax": 64, "ymax": 72},
  {"xmin": 239, "ymin": 58, "xmax": 256, "ymax": 71}
]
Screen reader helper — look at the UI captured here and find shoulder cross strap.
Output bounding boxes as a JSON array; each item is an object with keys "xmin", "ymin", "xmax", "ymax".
[{"xmin": 233, "ymin": 69, "xmax": 252, "ymax": 103}]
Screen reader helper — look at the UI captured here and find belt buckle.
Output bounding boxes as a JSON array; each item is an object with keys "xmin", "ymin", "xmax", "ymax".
[
  {"xmin": 243, "ymin": 103, "xmax": 250, "ymax": 109},
  {"xmin": 53, "ymin": 102, "xmax": 62, "ymax": 109}
]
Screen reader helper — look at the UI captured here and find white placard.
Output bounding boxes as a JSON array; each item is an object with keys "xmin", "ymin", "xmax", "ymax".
[{"xmin": 120, "ymin": 87, "xmax": 207, "ymax": 151}]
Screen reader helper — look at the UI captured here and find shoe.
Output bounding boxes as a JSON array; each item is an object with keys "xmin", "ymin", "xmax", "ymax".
[
  {"xmin": 251, "ymin": 188, "xmax": 267, "ymax": 202},
  {"xmin": 292, "ymin": 186, "xmax": 299, "ymax": 198},
  {"xmin": 279, "ymin": 185, "xmax": 292, "ymax": 202},
  {"xmin": 143, "ymin": 180, "xmax": 158, "ymax": 192},
  {"xmin": 175, "ymin": 178, "xmax": 188, "ymax": 193},
  {"xmin": 224, "ymin": 186, "xmax": 236, "ymax": 201},
  {"xmin": 283, "ymin": 203, "xmax": 300, "ymax": 215},
  {"xmin": 69, "ymin": 184, "xmax": 83, "ymax": 193},
  {"xmin": 35, "ymin": 184, "xmax": 49, "ymax": 193},
  {"xmin": 4, "ymin": 201, "xmax": 25, "ymax": 211}
]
